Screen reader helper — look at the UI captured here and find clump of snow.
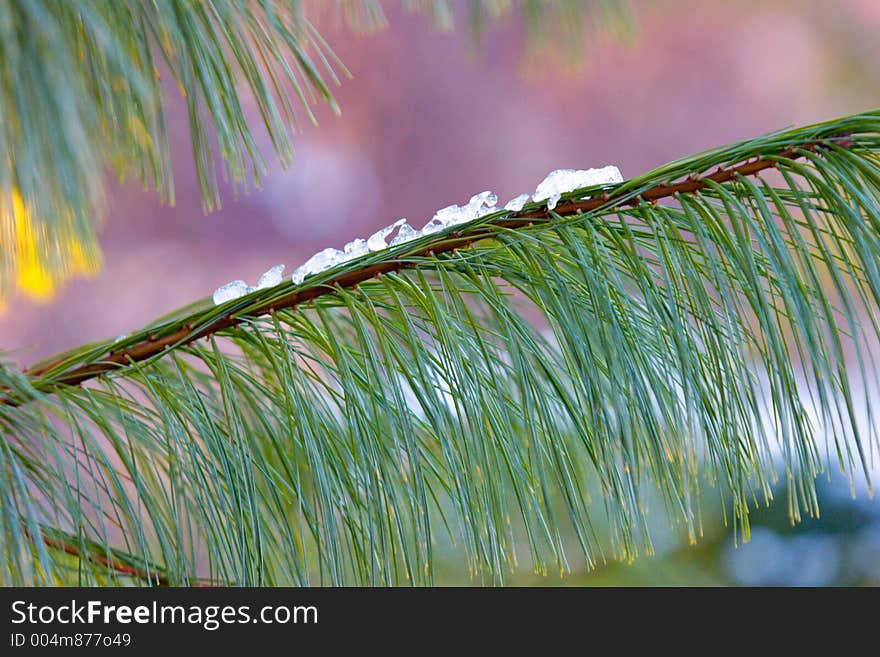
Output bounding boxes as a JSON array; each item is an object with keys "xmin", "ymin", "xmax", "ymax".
[
  {"xmin": 286, "ymin": 217, "xmax": 421, "ymax": 288},
  {"xmin": 213, "ymin": 280, "xmax": 250, "ymax": 305},
  {"xmin": 341, "ymin": 238, "xmax": 369, "ymax": 262},
  {"xmin": 367, "ymin": 218, "xmax": 407, "ymax": 251},
  {"xmin": 291, "ymin": 247, "xmax": 344, "ymax": 285},
  {"xmin": 470, "ymin": 190, "xmax": 498, "ymax": 210},
  {"xmin": 213, "ymin": 264, "xmax": 289, "ymax": 305},
  {"xmin": 421, "ymin": 191, "xmax": 498, "ymax": 235},
  {"xmin": 504, "ymin": 193, "xmax": 530, "ymax": 212},
  {"xmin": 533, "ymin": 166, "xmax": 622, "ymax": 210},
  {"xmin": 390, "ymin": 220, "xmax": 420, "ymax": 246},
  {"xmin": 255, "ymin": 264, "xmax": 285, "ymax": 290},
  {"xmin": 281, "ymin": 192, "xmax": 501, "ymax": 290}
]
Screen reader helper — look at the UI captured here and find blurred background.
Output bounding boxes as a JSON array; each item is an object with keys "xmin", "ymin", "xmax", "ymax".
[{"xmin": 3, "ymin": 0, "xmax": 880, "ymax": 584}]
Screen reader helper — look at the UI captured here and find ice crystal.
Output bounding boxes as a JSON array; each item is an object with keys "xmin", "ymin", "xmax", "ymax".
[
  {"xmin": 291, "ymin": 247, "xmax": 344, "ymax": 285},
  {"xmin": 367, "ymin": 218, "xmax": 407, "ymax": 251},
  {"xmin": 255, "ymin": 264, "xmax": 285, "ymax": 290},
  {"xmin": 422, "ymin": 190, "xmax": 498, "ymax": 235},
  {"xmin": 212, "ymin": 279, "xmax": 250, "ymax": 305},
  {"xmin": 533, "ymin": 166, "xmax": 622, "ymax": 210},
  {"xmin": 390, "ymin": 220, "xmax": 420, "ymax": 246},
  {"xmin": 341, "ymin": 238, "xmax": 369, "ymax": 261},
  {"xmin": 504, "ymin": 193, "xmax": 530, "ymax": 212}
]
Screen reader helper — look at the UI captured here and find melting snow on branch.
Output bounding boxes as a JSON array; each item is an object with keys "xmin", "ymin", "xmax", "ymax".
[
  {"xmin": 503, "ymin": 193, "xmax": 530, "ymax": 212},
  {"xmin": 212, "ymin": 279, "xmax": 251, "ymax": 305},
  {"xmin": 422, "ymin": 191, "xmax": 498, "ymax": 235},
  {"xmin": 213, "ymin": 164, "xmax": 623, "ymax": 304},
  {"xmin": 255, "ymin": 264, "xmax": 285, "ymax": 289},
  {"xmin": 367, "ymin": 218, "xmax": 407, "ymax": 252},
  {"xmin": 533, "ymin": 166, "xmax": 623, "ymax": 210},
  {"xmin": 291, "ymin": 248, "xmax": 346, "ymax": 285},
  {"xmin": 342, "ymin": 238, "xmax": 369, "ymax": 260},
  {"xmin": 390, "ymin": 221, "xmax": 420, "ymax": 246},
  {"xmin": 212, "ymin": 265, "xmax": 284, "ymax": 305}
]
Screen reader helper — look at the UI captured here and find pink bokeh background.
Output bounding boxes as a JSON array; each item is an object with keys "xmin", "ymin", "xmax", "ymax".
[{"xmin": 4, "ymin": 0, "xmax": 880, "ymax": 366}]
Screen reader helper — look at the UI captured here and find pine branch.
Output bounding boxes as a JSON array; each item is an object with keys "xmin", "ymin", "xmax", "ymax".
[
  {"xmin": 14, "ymin": 134, "xmax": 852, "ymax": 397},
  {"xmin": 4, "ymin": 111, "xmax": 880, "ymax": 585}
]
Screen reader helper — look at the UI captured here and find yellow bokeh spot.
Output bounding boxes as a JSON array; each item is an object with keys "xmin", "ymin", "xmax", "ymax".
[
  {"xmin": 1, "ymin": 189, "xmax": 103, "ymax": 309},
  {"xmin": 68, "ymin": 239, "xmax": 103, "ymax": 277}
]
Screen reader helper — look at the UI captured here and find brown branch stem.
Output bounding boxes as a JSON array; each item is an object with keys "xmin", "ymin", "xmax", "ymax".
[
  {"xmin": 40, "ymin": 532, "xmax": 173, "ymax": 586},
  {"xmin": 26, "ymin": 527, "xmax": 220, "ymax": 586}
]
